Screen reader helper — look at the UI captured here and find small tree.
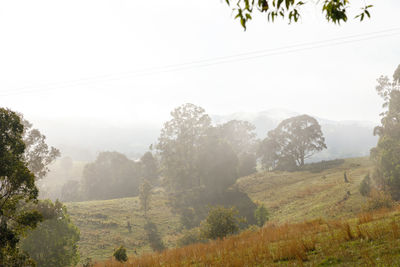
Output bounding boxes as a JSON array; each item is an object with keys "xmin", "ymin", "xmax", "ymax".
[
  {"xmin": 113, "ymin": 246, "xmax": 128, "ymax": 262},
  {"xmin": 200, "ymin": 206, "xmax": 242, "ymax": 240},
  {"xmin": 20, "ymin": 200, "xmax": 80, "ymax": 267},
  {"xmin": 344, "ymin": 172, "xmax": 349, "ymax": 183},
  {"xmin": 139, "ymin": 179, "xmax": 152, "ymax": 217},
  {"xmin": 144, "ymin": 220, "xmax": 165, "ymax": 252},
  {"xmin": 359, "ymin": 173, "xmax": 371, "ymax": 197},
  {"xmin": 254, "ymin": 204, "xmax": 269, "ymax": 227}
]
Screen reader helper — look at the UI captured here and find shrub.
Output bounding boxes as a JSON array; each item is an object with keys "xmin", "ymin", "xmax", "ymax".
[
  {"xmin": 177, "ymin": 228, "xmax": 207, "ymax": 247},
  {"xmin": 113, "ymin": 246, "xmax": 128, "ymax": 262},
  {"xmin": 200, "ymin": 206, "xmax": 243, "ymax": 240},
  {"xmin": 364, "ymin": 190, "xmax": 393, "ymax": 211},
  {"xmin": 144, "ymin": 220, "xmax": 165, "ymax": 252},
  {"xmin": 254, "ymin": 204, "xmax": 269, "ymax": 227},
  {"xmin": 359, "ymin": 173, "xmax": 372, "ymax": 197}
]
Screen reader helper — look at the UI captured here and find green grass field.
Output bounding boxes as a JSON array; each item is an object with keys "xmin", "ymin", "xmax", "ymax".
[{"xmin": 66, "ymin": 157, "xmax": 373, "ymax": 261}]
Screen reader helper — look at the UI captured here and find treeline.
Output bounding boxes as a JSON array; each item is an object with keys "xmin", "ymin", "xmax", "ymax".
[{"xmin": 61, "ymin": 105, "xmax": 329, "ymax": 204}]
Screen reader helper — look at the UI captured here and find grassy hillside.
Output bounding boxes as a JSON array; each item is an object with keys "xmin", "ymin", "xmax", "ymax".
[
  {"xmin": 237, "ymin": 157, "xmax": 373, "ymax": 223},
  {"xmin": 66, "ymin": 190, "xmax": 180, "ymax": 261},
  {"xmin": 66, "ymin": 157, "xmax": 373, "ymax": 262},
  {"xmin": 95, "ymin": 206, "xmax": 400, "ymax": 266}
]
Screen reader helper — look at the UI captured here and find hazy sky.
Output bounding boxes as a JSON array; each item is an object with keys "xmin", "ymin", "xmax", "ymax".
[{"xmin": 1, "ymin": 0, "xmax": 399, "ymax": 126}]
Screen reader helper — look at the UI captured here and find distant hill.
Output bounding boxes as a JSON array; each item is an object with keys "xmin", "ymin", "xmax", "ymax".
[{"xmin": 33, "ymin": 109, "xmax": 378, "ymax": 162}]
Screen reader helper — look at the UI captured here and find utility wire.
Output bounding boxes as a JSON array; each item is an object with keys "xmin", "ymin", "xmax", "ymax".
[{"xmin": 1, "ymin": 27, "xmax": 400, "ymax": 97}]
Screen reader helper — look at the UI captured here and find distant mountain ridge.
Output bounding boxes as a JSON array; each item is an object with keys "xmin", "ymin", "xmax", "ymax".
[{"xmin": 33, "ymin": 109, "xmax": 378, "ymax": 162}]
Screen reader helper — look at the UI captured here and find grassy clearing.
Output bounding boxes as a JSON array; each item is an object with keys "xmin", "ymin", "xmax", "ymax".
[
  {"xmin": 92, "ymin": 206, "xmax": 400, "ymax": 266},
  {"xmin": 66, "ymin": 190, "xmax": 180, "ymax": 261},
  {"xmin": 67, "ymin": 157, "xmax": 373, "ymax": 262}
]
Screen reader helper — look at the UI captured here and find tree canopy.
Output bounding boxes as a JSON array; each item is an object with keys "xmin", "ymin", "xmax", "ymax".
[
  {"xmin": 224, "ymin": 0, "xmax": 373, "ymax": 30},
  {"xmin": 82, "ymin": 151, "xmax": 143, "ymax": 200},
  {"xmin": 20, "ymin": 200, "xmax": 80, "ymax": 267},
  {"xmin": 157, "ymin": 104, "xmax": 257, "ymax": 229},
  {"xmin": 0, "ymin": 108, "xmax": 42, "ymax": 265},
  {"xmin": 371, "ymin": 64, "xmax": 400, "ymax": 200},
  {"xmin": 258, "ymin": 114, "xmax": 327, "ymax": 169}
]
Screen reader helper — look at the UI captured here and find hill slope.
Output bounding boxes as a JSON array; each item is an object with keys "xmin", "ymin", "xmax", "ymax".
[
  {"xmin": 66, "ymin": 157, "xmax": 373, "ymax": 261},
  {"xmin": 237, "ymin": 157, "xmax": 373, "ymax": 223}
]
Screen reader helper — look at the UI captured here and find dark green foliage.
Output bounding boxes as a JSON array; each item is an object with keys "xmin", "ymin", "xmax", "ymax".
[
  {"xmin": 200, "ymin": 206, "xmax": 242, "ymax": 240},
  {"xmin": 258, "ymin": 115, "xmax": 327, "ymax": 171},
  {"xmin": 82, "ymin": 151, "xmax": 143, "ymax": 200},
  {"xmin": 371, "ymin": 66, "xmax": 400, "ymax": 200},
  {"xmin": 0, "ymin": 108, "xmax": 43, "ymax": 265},
  {"xmin": 224, "ymin": 0, "xmax": 373, "ymax": 30},
  {"xmin": 144, "ymin": 220, "xmax": 165, "ymax": 252},
  {"xmin": 113, "ymin": 246, "xmax": 128, "ymax": 262},
  {"xmin": 175, "ymin": 188, "xmax": 257, "ymax": 230},
  {"xmin": 254, "ymin": 204, "xmax": 269, "ymax": 227},
  {"xmin": 20, "ymin": 200, "xmax": 80, "ymax": 267},
  {"xmin": 359, "ymin": 173, "xmax": 371, "ymax": 197}
]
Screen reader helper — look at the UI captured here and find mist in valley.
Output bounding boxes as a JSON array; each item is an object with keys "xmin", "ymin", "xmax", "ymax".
[{"xmin": 1, "ymin": 0, "xmax": 400, "ymax": 266}]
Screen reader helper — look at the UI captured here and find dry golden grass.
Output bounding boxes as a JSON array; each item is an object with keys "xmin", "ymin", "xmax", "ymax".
[{"xmin": 88, "ymin": 206, "xmax": 400, "ymax": 266}]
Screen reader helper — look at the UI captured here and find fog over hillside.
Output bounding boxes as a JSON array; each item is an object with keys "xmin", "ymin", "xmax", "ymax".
[{"xmin": 32, "ymin": 109, "xmax": 378, "ymax": 162}]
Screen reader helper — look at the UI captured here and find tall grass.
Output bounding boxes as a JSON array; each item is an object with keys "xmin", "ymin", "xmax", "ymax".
[{"xmin": 89, "ymin": 206, "xmax": 400, "ymax": 266}]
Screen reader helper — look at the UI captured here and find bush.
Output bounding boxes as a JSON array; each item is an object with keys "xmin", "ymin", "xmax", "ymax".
[
  {"xmin": 200, "ymin": 206, "xmax": 243, "ymax": 240},
  {"xmin": 21, "ymin": 200, "xmax": 80, "ymax": 267},
  {"xmin": 144, "ymin": 220, "xmax": 165, "ymax": 252},
  {"xmin": 113, "ymin": 246, "xmax": 128, "ymax": 262},
  {"xmin": 254, "ymin": 204, "xmax": 269, "ymax": 227},
  {"xmin": 177, "ymin": 228, "xmax": 207, "ymax": 247},
  {"xmin": 359, "ymin": 173, "xmax": 372, "ymax": 197},
  {"xmin": 364, "ymin": 190, "xmax": 393, "ymax": 211}
]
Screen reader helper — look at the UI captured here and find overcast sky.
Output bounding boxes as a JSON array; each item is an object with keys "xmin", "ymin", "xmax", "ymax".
[{"xmin": 1, "ymin": 0, "xmax": 399, "ymax": 126}]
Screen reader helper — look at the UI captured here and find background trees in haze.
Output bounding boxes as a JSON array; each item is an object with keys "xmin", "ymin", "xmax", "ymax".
[
  {"xmin": 258, "ymin": 114, "xmax": 327, "ymax": 170},
  {"xmin": 157, "ymin": 104, "xmax": 258, "ymax": 229},
  {"xmin": 371, "ymin": 64, "xmax": 400, "ymax": 200},
  {"xmin": 82, "ymin": 151, "xmax": 143, "ymax": 200}
]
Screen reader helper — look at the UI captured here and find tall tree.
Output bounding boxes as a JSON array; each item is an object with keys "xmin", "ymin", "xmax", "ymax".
[
  {"xmin": 0, "ymin": 108, "xmax": 42, "ymax": 265},
  {"xmin": 140, "ymin": 152, "xmax": 158, "ymax": 183},
  {"xmin": 259, "ymin": 115, "xmax": 327, "ymax": 168},
  {"xmin": 157, "ymin": 103, "xmax": 212, "ymax": 191},
  {"xmin": 82, "ymin": 151, "xmax": 142, "ymax": 200},
  {"xmin": 371, "ymin": 65, "xmax": 400, "ymax": 200},
  {"xmin": 224, "ymin": 0, "xmax": 373, "ymax": 30},
  {"xmin": 217, "ymin": 120, "xmax": 258, "ymax": 177},
  {"xmin": 139, "ymin": 179, "xmax": 152, "ymax": 217},
  {"xmin": 18, "ymin": 114, "xmax": 60, "ymax": 180},
  {"xmin": 157, "ymin": 104, "xmax": 257, "ymax": 229}
]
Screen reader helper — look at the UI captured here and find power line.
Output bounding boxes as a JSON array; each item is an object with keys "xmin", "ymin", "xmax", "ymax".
[{"xmin": 2, "ymin": 27, "xmax": 400, "ymax": 97}]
